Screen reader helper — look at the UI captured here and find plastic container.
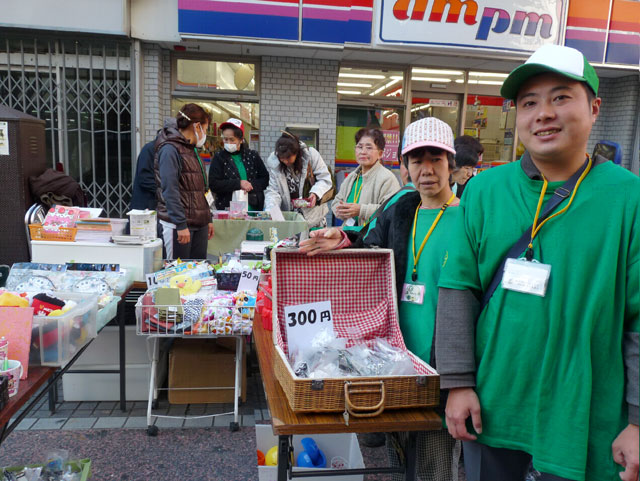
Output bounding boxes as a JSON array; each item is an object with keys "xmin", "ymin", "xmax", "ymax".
[
  {"xmin": 96, "ymin": 296, "xmax": 121, "ymax": 331},
  {"xmin": 1, "ymin": 459, "xmax": 91, "ymax": 481},
  {"xmin": 110, "ymin": 218, "xmax": 129, "ymax": 236},
  {"xmin": 29, "ymin": 292, "xmax": 99, "ymax": 367}
]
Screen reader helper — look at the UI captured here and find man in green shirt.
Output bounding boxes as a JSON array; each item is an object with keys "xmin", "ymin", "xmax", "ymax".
[{"xmin": 435, "ymin": 45, "xmax": 639, "ymax": 481}]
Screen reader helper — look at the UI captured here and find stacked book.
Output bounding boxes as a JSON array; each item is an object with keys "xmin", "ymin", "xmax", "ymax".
[{"xmin": 74, "ymin": 218, "xmax": 112, "ymax": 243}]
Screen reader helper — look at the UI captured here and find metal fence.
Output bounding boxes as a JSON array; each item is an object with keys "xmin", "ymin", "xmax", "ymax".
[{"xmin": 0, "ymin": 35, "xmax": 134, "ymax": 217}]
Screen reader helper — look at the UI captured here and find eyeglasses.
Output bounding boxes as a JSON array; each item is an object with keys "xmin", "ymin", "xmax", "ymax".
[{"xmin": 355, "ymin": 144, "xmax": 376, "ymax": 152}]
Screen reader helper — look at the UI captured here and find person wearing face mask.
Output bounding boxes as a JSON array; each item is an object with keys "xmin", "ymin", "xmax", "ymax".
[
  {"xmin": 154, "ymin": 103, "xmax": 214, "ymax": 260},
  {"xmin": 331, "ymin": 127, "xmax": 400, "ymax": 229},
  {"xmin": 208, "ymin": 118, "xmax": 269, "ymax": 211}
]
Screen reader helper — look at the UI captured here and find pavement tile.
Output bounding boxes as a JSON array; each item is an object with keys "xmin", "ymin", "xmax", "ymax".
[
  {"xmin": 262, "ymin": 409, "xmax": 271, "ymax": 420},
  {"xmin": 205, "ymin": 405, "xmax": 225, "ymax": 414},
  {"xmin": 241, "ymin": 415, "xmax": 255, "ymax": 427},
  {"xmin": 133, "ymin": 401, "xmax": 149, "ymax": 408},
  {"xmin": 94, "ymin": 409, "xmax": 113, "ymax": 417},
  {"xmin": 123, "ymin": 417, "xmax": 149, "ymax": 429},
  {"xmin": 58, "ymin": 402, "xmax": 80, "ymax": 409},
  {"xmin": 62, "ymin": 418, "xmax": 97, "ymax": 430},
  {"xmin": 254, "ymin": 409, "xmax": 263, "ymax": 421},
  {"xmin": 14, "ymin": 418, "xmax": 37, "ymax": 430},
  {"xmin": 70, "ymin": 410, "xmax": 97, "ymax": 418},
  {"xmin": 31, "ymin": 418, "xmax": 66, "ymax": 430},
  {"xmin": 168, "ymin": 405, "xmax": 187, "ymax": 415},
  {"xmin": 154, "ymin": 417, "xmax": 184, "ymax": 428},
  {"xmin": 213, "ymin": 414, "xmax": 234, "ymax": 427},
  {"xmin": 187, "ymin": 406, "xmax": 206, "ymax": 415},
  {"xmin": 93, "ymin": 417, "xmax": 127, "ymax": 429},
  {"xmin": 129, "ymin": 409, "xmax": 148, "ymax": 417},
  {"xmin": 97, "ymin": 401, "xmax": 117, "ymax": 410},
  {"xmin": 76, "ymin": 402, "xmax": 99, "ymax": 410},
  {"xmin": 183, "ymin": 417, "xmax": 214, "ymax": 428}
]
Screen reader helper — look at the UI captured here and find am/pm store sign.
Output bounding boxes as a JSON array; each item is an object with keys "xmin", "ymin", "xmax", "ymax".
[{"xmin": 378, "ymin": 0, "xmax": 564, "ymax": 53}]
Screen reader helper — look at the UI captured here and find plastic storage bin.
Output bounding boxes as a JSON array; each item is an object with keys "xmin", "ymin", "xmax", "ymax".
[{"xmin": 30, "ymin": 292, "xmax": 98, "ymax": 367}]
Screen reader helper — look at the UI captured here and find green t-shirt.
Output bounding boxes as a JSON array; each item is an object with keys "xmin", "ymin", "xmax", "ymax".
[
  {"xmin": 345, "ymin": 174, "xmax": 363, "ymax": 225},
  {"xmin": 438, "ymin": 160, "xmax": 640, "ymax": 480},
  {"xmin": 231, "ymin": 153, "xmax": 247, "ymax": 180},
  {"xmin": 399, "ymin": 205, "xmax": 457, "ymax": 364}
]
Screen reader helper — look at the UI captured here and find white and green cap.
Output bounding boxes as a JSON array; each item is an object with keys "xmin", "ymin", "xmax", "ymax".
[{"xmin": 500, "ymin": 45, "xmax": 599, "ymax": 101}]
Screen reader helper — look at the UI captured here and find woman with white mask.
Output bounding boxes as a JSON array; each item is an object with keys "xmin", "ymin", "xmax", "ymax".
[
  {"xmin": 154, "ymin": 103, "xmax": 214, "ymax": 260},
  {"xmin": 208, "ymin": 118, "xmax": 269, "ymax": 211}
]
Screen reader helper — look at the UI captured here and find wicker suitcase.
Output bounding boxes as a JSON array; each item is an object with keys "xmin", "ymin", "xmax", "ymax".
[{"xmin": 271, "ymin": 248, "xmax": 439, "ymax": 421}]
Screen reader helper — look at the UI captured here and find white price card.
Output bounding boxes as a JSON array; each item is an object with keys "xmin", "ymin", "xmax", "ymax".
[
  {"xmin": 145, "ymin": 272, "xmax": 159, "ymax": 289},
  {"xmin": 237, "ymin": 268, "xmax": 260, "ymax": 293},
  {"xmin": 284, "ymin": 301, "xmax": 333, "ymax": 354}
]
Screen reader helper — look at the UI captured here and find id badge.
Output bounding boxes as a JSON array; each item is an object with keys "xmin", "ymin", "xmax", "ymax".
[
  {"xmin": 502, "ymin": 258, "xmax": 551, "ymax": 297},
  {"xmin": 401, "ymin": 282, "xmax": 425, "ymax": 305},
  {"xmin": 205, "ymin": 189, "xmax": 214, "ymax": 207}
]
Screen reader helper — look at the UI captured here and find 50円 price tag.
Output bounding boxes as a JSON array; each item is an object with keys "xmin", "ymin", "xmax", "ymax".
[
  {"xmin": 284, "ymin": 301, "xmax": 333, "ymax": 354},
  {"xmin": 237, "ymin": 268, "xmax": 260, "ymax": 293}
]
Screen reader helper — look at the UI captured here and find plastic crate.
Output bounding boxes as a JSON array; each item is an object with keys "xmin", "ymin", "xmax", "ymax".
[
  {"xmin": 30, "ymin": 292, "xmax": 98, "ymax": 367},
  {"xmin": 96, "ymin": 296, "xmax": 121, "ymax": 331},
  {"xmin": 29, "ymin": 224, "xmax": 77, "ymax": 242}
]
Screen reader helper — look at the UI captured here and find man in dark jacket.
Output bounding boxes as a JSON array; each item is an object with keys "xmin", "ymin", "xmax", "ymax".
[{"xmin": 130, "ymin": 140, "xmax": 157, "ymax": 211}]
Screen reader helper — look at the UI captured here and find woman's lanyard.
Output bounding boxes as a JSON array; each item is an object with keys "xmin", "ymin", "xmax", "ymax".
[
  {"xmin": 411, "ymin": 193, "xmax": 456, "ymax": 281},
  {"xmin": 193, "ymin": 148, "xmax": 208, "ymax": 186},
  {"xmin": 525, "ymin": 156, "xmax": 592, "ymax": 261},
  {"xmin": 353, "ymin": 174, "xmax": 363, "ymax": 204}
]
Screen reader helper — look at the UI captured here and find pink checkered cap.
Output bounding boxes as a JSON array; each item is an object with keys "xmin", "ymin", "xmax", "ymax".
[{"xmin": 401, "ymin": 117, "xmax": 456, "ymax": 156}]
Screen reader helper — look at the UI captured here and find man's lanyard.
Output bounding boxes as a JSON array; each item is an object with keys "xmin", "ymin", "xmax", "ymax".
[
  {"xmin": 193, "ymin": 148, "xmax": 208, "ymax": 186},
  {"xmin": 411, "ymin": 193, "xmax": 456, "ymax": 281},
  {"xmin": 525, "ymin": 156, "xmax": 592, "ymax": 261},
  {"xmin": 353, "ymin": 175, "xmax": 363, "ymax": 204}
]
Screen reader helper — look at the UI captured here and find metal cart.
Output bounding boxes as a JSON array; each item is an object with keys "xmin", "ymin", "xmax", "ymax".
[{"xmin": 136, "ymin": 298, "xmax": 252, "ymax": 436}]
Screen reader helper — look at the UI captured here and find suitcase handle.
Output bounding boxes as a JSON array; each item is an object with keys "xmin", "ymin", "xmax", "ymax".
[{"xmin": 344, "ymin": 381, "xmax": 385, "ymax": 418}]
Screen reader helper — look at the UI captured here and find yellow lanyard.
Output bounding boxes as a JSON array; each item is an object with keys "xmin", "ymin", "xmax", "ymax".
[
  {"xmin": 527, "ymin": 157, "xmax": 592, "ymax": 257},
  {"xmin": 353, "ymin": 175, "xmax": 363, "ymax": 204},
  {"xmin": 411, "ymin": 193, "xmax": 456, "ymax": 281}
]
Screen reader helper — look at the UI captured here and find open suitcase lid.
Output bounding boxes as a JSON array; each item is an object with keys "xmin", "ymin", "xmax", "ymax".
[{"xmin": 271, "ymin": 248, "xmax": 402, "ymax": 352}]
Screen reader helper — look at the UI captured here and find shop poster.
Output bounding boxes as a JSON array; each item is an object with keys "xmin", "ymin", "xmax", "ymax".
[
  {"xmin": 0, "ymin": 122, "xmax": 9, "ymax": 156},
  {"xmin": 382, "ymin": 130, "xmax": 400, "ymax": 165}
]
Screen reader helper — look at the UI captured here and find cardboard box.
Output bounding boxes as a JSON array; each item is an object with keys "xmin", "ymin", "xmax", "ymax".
[
  {"xmin": 168, "ymin": 338, "xmax": 246, "ymax": 404},
  {"xmin": 255, "ymin": 424, "xmax": 364, "ymax": 481}
]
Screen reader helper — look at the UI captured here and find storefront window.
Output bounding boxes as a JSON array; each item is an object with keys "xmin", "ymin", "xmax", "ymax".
[
  {"xmin": 170, "ymin": 98, "xmax": 260, "ymax": 170},
  {"xmin": 464, "ymin": 96, "xmax": 516, "ymax": 166},
  {"xmin": 410, "ymin": 98, "xmax": 460, "ymax": 135},
  {"xmin": 335, "ymin": 106, "xmax": 403, "ymax": 177},
  {"xmin": 176, "ymin": 60, "xmax": 256, "ymax": 92},
  {"xmin": 337, "ymin": 67, "xmax": 404, "ymax": 98}
]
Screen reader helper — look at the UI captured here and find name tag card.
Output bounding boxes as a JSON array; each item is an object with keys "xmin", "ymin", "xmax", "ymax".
[
  {"xmin": 284, "ymin": 301, "xmax": 333, "ymax": 354},
  {"xmin": 502, "ymin": 258, "xmax": 551, "ymax": 297}
]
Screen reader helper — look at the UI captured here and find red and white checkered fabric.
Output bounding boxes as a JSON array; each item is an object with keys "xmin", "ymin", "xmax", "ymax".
[{"xmin": 273, "ymin": 249, "xmax": 434, "ymax": 375}]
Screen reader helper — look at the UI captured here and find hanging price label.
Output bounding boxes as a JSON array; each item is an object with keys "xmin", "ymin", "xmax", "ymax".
[
  {"xmin": 284, "ymin": 301, "xmax": 333, "ymax": 354},
  {"xmin": 145, "ymin": 272, "xmax": 159, "ymax": 289},
  {"xmin": 236, "ymin": 268, "xmax": 260, "ymax": 293}
]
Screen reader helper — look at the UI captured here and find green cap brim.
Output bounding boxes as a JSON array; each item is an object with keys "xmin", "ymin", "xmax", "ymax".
[{"xmin": 500, "ymin": 63, "xmax": 596, "ymax": 101}]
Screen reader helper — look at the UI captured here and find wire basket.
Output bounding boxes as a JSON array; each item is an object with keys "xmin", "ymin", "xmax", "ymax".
[
  {"xmin": 135, "ymin": 297, "xmax": 254, "ymax": 337},
  {"xmin": 29, "ymin": 224, "xmax": 77, "ymax": 242}
]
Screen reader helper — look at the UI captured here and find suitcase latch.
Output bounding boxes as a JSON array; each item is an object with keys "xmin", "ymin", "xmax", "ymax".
[{"xmin": 311, "ymin": 380, "xmax": 324, "ymax": 390}]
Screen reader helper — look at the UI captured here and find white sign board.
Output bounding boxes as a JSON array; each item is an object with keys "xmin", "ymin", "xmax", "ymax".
[
  {"xmin": 378, "ymin": 0, "xmax": 564, "ymax": 53},
  {"xmin": 0, "ymin": 122, "xmax": 8, "ymax": 156},
  {"xmin": 237, "ymin": 268, "xmax": 260, "ymax": 293},
  {"xmin": 284, "ymin": 301, "xmax": 333, "ymax": 355}
]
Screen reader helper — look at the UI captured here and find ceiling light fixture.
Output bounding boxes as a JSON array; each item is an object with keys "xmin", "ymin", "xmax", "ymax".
[
  {"xmin": 339, "ymin": 73, "xmax": 386, "ymax": 79},
  {"xmin": 337, "ymin": 82, "xmax": 372, "ymax": 88},
  {"xmin": 470, "ymin": 72, "xmax": 509, "ymax": 78},
  {"xmin": 412, "ymin": 68, "xmax": 463, "ymax": 75},
  {"xmin": 338, "ymin": 90, "xmax": 361, "ymax": 95},
  {"xmin": 412, "ymin": 77, "xmax": 452, "ymax": 82}
]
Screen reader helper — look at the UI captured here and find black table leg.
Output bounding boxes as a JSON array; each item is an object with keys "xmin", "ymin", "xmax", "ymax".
[
  {"xmin": 118, "ymin": 296, "xmax": 126, "ymax": 412},
  {"xmin": 405, "ymin": 431, "xmax": 418, "ymax": 481},
  {"xmin": 277, "ymin": 435, "xmax": 291, "ymax": 481}
]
